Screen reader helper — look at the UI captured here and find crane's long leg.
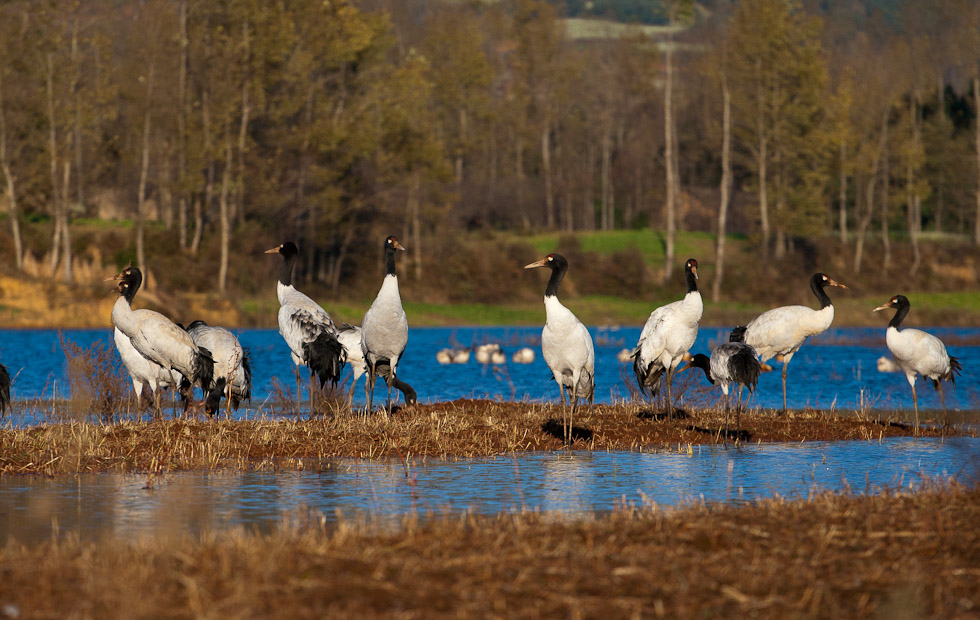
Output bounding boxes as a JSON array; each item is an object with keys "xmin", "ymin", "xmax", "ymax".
[
  {"xmin": 781, "ymin": 362, "xmax": 789, "ymax": 414},
  {"xmin": 294, "ymin": 366, "xmax": 302, "ymax": 414},
  {"xmin": 557, "ymin": 382, "xmax": 567, "ymax": 445},
  {"xmin": 364, "ymin": 365, "xmax": 375, "ymax": 418},
  {"xmin": 938, "ymin": 382, "xmax": 949, "ymax": 428},
  {"xmin": 737, "ymin": 385, "xmax": 745, "ymax": 440},
  {"xmin": 309, "ymin": 373, "xmax": 317, "ymax": 418},
  {"xmin": 386, "ymin": 375, "xmax": 394, "ymax": 413},
  {"xmin": 569, "ymin": 393, "xmax": 579, "ymax": 446},
  {"xmin": 724, "ymin": 391, "xmax": 730, "ymax": 445},
  {"xmin": 911, "ymin": 381, "xmax": 919, "ymax": 436},
  {"xmin": 665, "ymin": 366, "xmax": 675, "ymax": 421}
]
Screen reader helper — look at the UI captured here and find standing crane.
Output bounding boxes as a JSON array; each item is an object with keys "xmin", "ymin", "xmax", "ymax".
[
  {"xmin": 361, "ymin": 236, "xmax": 409, "ymax": 415},
  {"xmin": 265, "ymin": 242, "xmax": 346, "ymax": 412},
  {"xmin": 338, "ymin": 322, "xmax": 417, "ymax": 408},
  {"xmin": 683, "ymin": 335, "xmax": 771, "ymax": 441},
  {"xmin": 631, "ymin": 258, "xmax": 702, "ymax": 419},
  {"xmin": 731, "ymin": 273, "xmax": 847, "ymax": 413},
  {"xmin": 108, "ymin": 267, "xmax": 214, "ymax": 407},
  {"xmin": 184, "ymin": 320, "xmax": 252, "ymax": 416},
  {"xmin": 114, "ymin": 326, "xmax": 183, "ymax": 414},
  {"xmin": 874, "ymin": 295, "xmax": 961, "ymax": 433},
  {"xmin": 525, "ymin": 253, "xmax": 594, "ymax": 445}
]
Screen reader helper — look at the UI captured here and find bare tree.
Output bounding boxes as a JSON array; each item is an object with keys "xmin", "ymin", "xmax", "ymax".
[
  {"xmin": 0, "ymin": 59, "xmax": 23, "ymax": 270},
  {"xmin": 712, "ymin": 79, "xmax": 732, "ymax": 303}
]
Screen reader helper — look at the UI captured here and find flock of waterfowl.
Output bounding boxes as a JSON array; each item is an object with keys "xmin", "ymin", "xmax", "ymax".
[{"xmin": 0, "ymin": 238, "xmax": 963, "ymax": 441}]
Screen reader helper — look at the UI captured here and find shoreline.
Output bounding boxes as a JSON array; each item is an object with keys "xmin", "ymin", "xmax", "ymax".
[{"xmin": 1, "ymin": 400, "xmax": 972, "ymax": 476}]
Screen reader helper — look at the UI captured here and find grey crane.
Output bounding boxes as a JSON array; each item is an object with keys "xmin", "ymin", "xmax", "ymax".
[
  {"xmin": 731, "ymin": 273, "xmax": 848, "ymax": 413},
  {"xmin": 114, "ymin": 326, "xmax": 184, "ymax": 414},
  {"xmin": 683, "ymin": 334, "xmax": 771, "ymax": 441},
  {"xmin": 109, "ymin": 267, "xmax": 214, "ymax": 406},
  {"xmin": 265, "ymin": 242, "xmax": 346, "ymax": 412},
  {"xmin": 340, "ymin": 323, "xmax": 416, "ymax": 408},
  {"xmin": 361, "ymin": 236, "xmax": 409, "ymax": 415},
  {"xmin": 184, "ymin": 320, "xmax": 252, "ymax": 416},
  {"xmin": 525, "ymin": 253, "xmax": 594, "ymax": 445},
  {"xmin": 874, "ymin": 295, "xmax": 961, "ymax": 433},
  {"xmin": 631, "ymin": 258, "xmax": 702, "ymax": 420}
]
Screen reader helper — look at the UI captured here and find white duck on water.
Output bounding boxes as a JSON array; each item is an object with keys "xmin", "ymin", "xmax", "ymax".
[
  {"xmin": 731, "ymin": 272, "xmax": 848, "ymax": 413},
  {"xmin": 265, "ymin": 242, "xmax": 346, "ymax": 411},
  {"xmin": 108, "ymin": 267, "xmax": 214, "ymax": 407},
  {"xmin": 874, "ymin": 295, "xmax": 961, "ymax": 432},
  {"xmin": 631, "ymin": 258, "xmax": 702, "ymax": 419},
  {"xmin": 525, "ymin": 253, "xmax": 594, "ymax": 445},
  {"xmin": 361, "ymin": 236, "xmax": 409, "ymax": 414}
]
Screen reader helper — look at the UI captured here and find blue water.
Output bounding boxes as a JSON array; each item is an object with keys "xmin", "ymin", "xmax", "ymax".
[
  {"xmin": 2, "ymin": 326, "xmax": 977, "ymax": 419},
  {"xmin": 0, "ymin": 437, "xmax": 976, "ymax": 543}
]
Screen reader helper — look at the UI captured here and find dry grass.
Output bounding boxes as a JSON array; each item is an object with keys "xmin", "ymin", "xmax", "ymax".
[
  {"xmin": 0, "ymin": 400, "xmax": 966, "ymax": 476},
  {"xmin": 0, "ymin": 483, "xmax": 977, "ymax": 618}
]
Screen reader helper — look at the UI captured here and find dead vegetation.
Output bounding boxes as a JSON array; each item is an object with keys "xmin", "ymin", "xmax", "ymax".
[
  {"xmin": 0, "ymin": 399, "xmax": 966, "ymax": 476},
  {"xmin": 0, "ymin": 482, "xmax": 977, "ymax": 618}
]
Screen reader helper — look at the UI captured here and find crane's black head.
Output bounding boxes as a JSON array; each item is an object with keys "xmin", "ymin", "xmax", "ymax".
[
  {"xmin": 809, "ymin": 273, "xmax": 847, "ymax": 308},
  {"xmin": 384, "ymin": 236, "xmax": 406, "ymax": 276},
  {"xmin": 681, "ymin": 352, "xmax": 714, "ymax": 384},
  {"xmin": 108, "ymin": 266, "xmax": 143, "ymax": 304},
  {"xmin": 524, "ymin": 253, "xmax": 569, "ymax": 297},
  {"xmin": 685, "ymin": 258, "xmax": 699, "ymax": 279},
  {"xmin": 265, "ymin": 241, "xmax": 299, "ymax": 260},
  {"xmin": 874, "ymin": 294, "xmax": 910, "ymax": 328},
  {"xmin": 265, "ymin": 242, "xmax": 299, "ymax": 285}
]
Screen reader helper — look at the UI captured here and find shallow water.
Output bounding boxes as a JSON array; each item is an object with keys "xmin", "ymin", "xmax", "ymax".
[
  {"xmin": 1, "ymin": 437, "xmax": 976, "ymax": 544},
  {"xmin": 2, "ymin": 326, "xmax": 978, "ymax": 422}
]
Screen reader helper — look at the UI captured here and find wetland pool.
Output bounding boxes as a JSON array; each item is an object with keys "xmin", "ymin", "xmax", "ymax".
[{"xmin": 2, "ymin": 436, "xmax": 977, "ymax": 544}]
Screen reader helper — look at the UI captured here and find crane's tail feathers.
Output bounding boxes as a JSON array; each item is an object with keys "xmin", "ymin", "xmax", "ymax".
[
  {"xmin": 0, "ymin": 364, "xmax": 9, "ymax": 417},
  {"xmin": 632, "ymin": 355, "xmax": 664, "ymax": 397},
  {"xmin": 304, "ymin": 332, "xmax": 347, "ymax": 387},
  {"xmin": 194, "ymin": 346, "xmax": 215, "ymax": 392},
  {"xmin": 938, "ymin": 356, "xmax": 961, "ymax": 387},
  {"xmin": 730, "ymin": 349, "xmax": 762, "ymax": 393},
  {"xmin": 729, "ymin": 326, "xmax": 747, "ymax": 343}
]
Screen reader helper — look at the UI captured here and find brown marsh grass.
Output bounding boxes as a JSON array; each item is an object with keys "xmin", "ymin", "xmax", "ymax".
[
  {"xmin": 0, "ymin": 399, "xmax": 966, "ymax": 476},
  {"xmin": 0, "ymin": 482, "xmax": 977, "ymax": 618}
]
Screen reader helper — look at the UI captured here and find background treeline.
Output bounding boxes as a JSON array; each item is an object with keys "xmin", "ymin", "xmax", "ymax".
[{"xmin": 0, "ymin": 0, "xmax": 978, "ymax": 312}]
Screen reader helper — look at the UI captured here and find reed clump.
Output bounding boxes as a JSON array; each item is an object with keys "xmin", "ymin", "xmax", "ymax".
[
  {"xmin": 0, "ymin": 483, "xmax": 977, "ymax": 618},
  {"xmin": 0, "ymin": 400, "xmax": 964, "ymax": 476},
  {"xmin": 59, "ymin": 333, "xmax": 129, "ymax": 422}
]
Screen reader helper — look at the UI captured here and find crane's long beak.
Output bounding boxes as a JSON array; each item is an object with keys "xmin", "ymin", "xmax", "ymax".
[
  {"xmin": 678, "ymin": 351, "xmax": 695, "ymax": 371},
  {"xmin": 827, "ymin": 278, "xmax": 848, "ymax": 289},
  {"xmin": 691, "ymin": 265, "xmax": 699, "ymax": 280},
  {"xmin": 524, "ymin": 258, "xmax": 548, "ymax": 269},
  {"xmin": 263, "ymin": 245, "xmax": 282, "ymax": 254},
  {"xmin": 872, "ymin": 302, "xmax": 892, "ymax": 313},
  {"xmin": 393, "ymin": 240, "xmax": 406, "ymax": 251},
  {"xmin": 104, "ymin": 273, "xmax": 122, "ymax": 282}
]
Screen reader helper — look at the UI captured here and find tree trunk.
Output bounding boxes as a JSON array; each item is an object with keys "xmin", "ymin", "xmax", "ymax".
[
  {"xmin": 600, "ymin": 125, "xmax": 612, "ymax": 231},
  {"xmin": 663, "ymin": 28, "xmax": 677, "ymax": 280},
  {"xmin": 234, "ymin": 17, "xmax": 250, "ymax": 227},
  {"xmin": 515, "ymin": 132, "xmax": 529, "ymax": 229},
  {"xmin": 854, "ymin": 110, "xmax": 888, "ymax": 274},
  {"xmin": 410, "ymin": 170, "xmax": 422, "ymax": 281},
  {"xmin": 907, "ymin": 94, "xmax": 921, "ymax": 276},
  {"xmin": 838, "ymin": 142, "xmax": 847, "ymax": 244},
  {"xmin": 177, "ymin": 0, "xmax": 188, "ymax": 250},
  {"xmin": 46, "ymin": 53, "xmax": 63, "ymax": 275},
  {"xmin": 192, "ymin": 88, "xmax": 213, "ymax": 256},
  {"xmin": 541, "ymin": 122, "xmax": 555, "ymax": 229},
  {"xmin": 136, "ymin": 64, "xmax": 154, "ymax": 280},
  {"xmin": 71, "ymin": 15, "xmax": 84, "ymax": 209},
  {"xmin": 218, "ymin": 128, "xmax": 232, "ymax": 293},
  {"xmin": 583, "ymin": 138, "xmax": 595, "ymax": 230},
  {"xmin": 880, "ymin": 113, "xmax": 890, "ymax": 271},
  {"xmin": 0, "ymin": 59, "xmax": 24, "ymax": 270},
  {"xmin": 712, "ymin": 81, "xmax": 732, "ymax": 303},
  {"xmin": 755, "ymin": 60, "xmax": 770, "ymax": 250},
  {"xmin": 455, "ymin": 107, "xmax": 466, "ymax": 185},
  {"xmin": 974, "ymin": 77, "xmax": 980, "ymax": 245}
]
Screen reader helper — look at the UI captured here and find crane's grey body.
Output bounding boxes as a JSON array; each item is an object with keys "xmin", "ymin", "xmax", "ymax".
[
  {"xmin": 541, "ymin": 295, "xmax": 595, "ymax": 401},
  {"xmin": 338, "ymin": 323, "xmax": 367, "ymax": 390},
  {"xmin": 112, "ymin": 297, "xmax": 211, "ymax": 389},
  {"xmin": 632, "ymin": 258, "xmax": 702, "ymax": 419},
  {"xmin": 685, "ymin": 340, "xmax": 766, "ymax": 441},
  {"xmin": 875, "ymin": 295, "xmax": 961, "ymax": 432},
  {"xmin": 277, "ymin": 281, "xmax": 340, "ymax": 369},
  {"xmin": 361, "ymin": 236, "xmax": 409, "ymax": 415},
  {"xmin": 114, "ymin": 325, "xmax": 181, "ymax": 402},
  {"xmin": 186, "ymin": 320, "xmax": 251, "ymax": 413}
]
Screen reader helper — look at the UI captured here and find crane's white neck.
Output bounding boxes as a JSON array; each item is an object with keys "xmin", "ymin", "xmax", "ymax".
[
  {"xmin": 112, "ymin": 296, "xmax": 138, "ymax": 335},
  {"xmin": 376, "ymin": 273, "xmax": 401, "ymax": 303}
]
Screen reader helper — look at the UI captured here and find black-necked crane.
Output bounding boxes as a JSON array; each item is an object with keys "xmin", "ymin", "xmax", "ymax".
[
  {"xmin": 265, "ymin": 242, "xmax": 346, "ymax": 412},
  {"xmin": 631, "ymin": 258, "xmax": 702, "ymax": 420},
  {"xmin": 361, "ymin": 236, "xmax": 409, "ymax": 415},
  {"xmin": 525, "ymin": 253, "xmax": 594, "ymax": 445},
  {"xmin": 109, "ymin": 267, "xmax": 214, "ymax": 407},
  {"xmin": 874, "ymin": 295, "xmax": 961, "ymax": 433},
  {"xmin": 113, "ymin": 326, "xmax": 183, "ymax": 413},
  {"xmin": 683, "ymin": 338, "xmax": 771, "ymax": 441},
  {"xmin": 0, "ymin": 362, "xmax": 9, "ymax": 417},
  {"xmin": 731, "ymin": 273, "xmax": 847, "ymax": 413},
  {"xmin": 339, "ymin": 323, "xmax": 417, "ymax": 409},
  {"xmin": 184, "ymin": 320, "xmax": 252, "ymax": 416}
]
